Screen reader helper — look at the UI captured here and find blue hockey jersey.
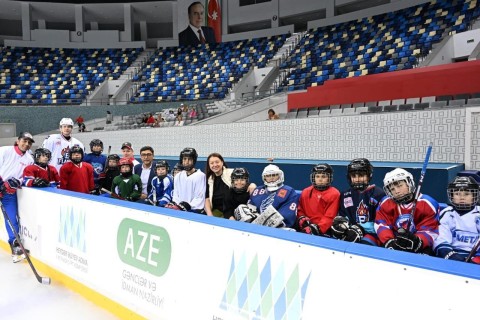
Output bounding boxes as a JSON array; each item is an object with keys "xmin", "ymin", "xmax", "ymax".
[{"xmin": 148, "ymin": 174, "xmax": 174, "ymax": 206}]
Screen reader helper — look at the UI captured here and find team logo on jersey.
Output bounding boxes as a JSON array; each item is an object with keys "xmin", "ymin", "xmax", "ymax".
[
  {"xmin": 260, "ymin": 193, "xmax": 275, "ymax": 213},
  {"xmin": 356, "ymin": 200, "xmax": 369, "ymax": 223},
  {"xmin": 395, "ymin": 214, "xmax": 415, "ymax": 233},
  {"xmin": 58, "ymin": 146, "xmax": 71, "ymax": 165},
  {"xmin": 277, "ymin": 189, "xmax": 287, "ymax": 198},
  {"xmin": 344, "ymin": 197, "xmax": 353, "ymax": 208},
  {"xmin": 92, "ymin": 162, "xmax": 104, "ymax": 175}
]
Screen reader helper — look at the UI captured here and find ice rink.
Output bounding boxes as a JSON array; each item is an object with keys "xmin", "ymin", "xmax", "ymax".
[{"xmin": 0, "ymin": 249, "xmax": 118, "ymax": 319}]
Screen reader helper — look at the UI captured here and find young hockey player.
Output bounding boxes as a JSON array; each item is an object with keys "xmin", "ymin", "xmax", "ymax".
[
  {"xmin": 42, "ymin": 118, "xmax": 85, "ymax": 172},
  {"xmin": 168, "ymin": 147, "xmax": 206, "ymax": 213},
  {"xmin": 99, "ymin": 154, "xmax": 120, "ymax": 195},
  {"xmin": 59, "ymin": 145, "xmax": 94, "ymax": 194},
  {"xmin": 0, "ymin": 132, "xmax": 34, "ymax": 262},
  {"xmin": 331, "ymin": 158, "xmax": 385, "ymax": 245},
  {"xmin": 375, "ymin": 168, "xmax": 439, "ymax": 254},
  {"xmin": 224, "ymin": 168, "xmax": 251, "ymax": 220},
  {"xmin": 147, "ymin": 160, "xmax": 174, "ymax": 206},
  {"xmin": 247, "ymin": 164, "xmax": 298, "ymax": 228},
  {"xmin": 83, "ymin": 139, "xmax": 107, "ymax": 192},
  {"xmin": 434, "ymin": 176, "xmax": 480, "ymax": 263},
  {"xmin": 23, "ymin": 147, "xmax": 60, "ymax": 188},
  {"xmin": 172, "ymin": 162, "xmax": 182, "ymax": 178},
  {"xmin": 296, "ymin": 163, "xmax": 340, "ymax": 235},
  {"xmin": 111, "ymin": 157, "xmax": 142, "ymax": 201}
]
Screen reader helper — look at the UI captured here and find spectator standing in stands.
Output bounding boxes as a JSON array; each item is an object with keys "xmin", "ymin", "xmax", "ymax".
[
  {"xmin": 42, "ymin": 118, "xmax": 85, "ymax": 172},
  {"xmin": 120, "ymin": 142, "xmax": 140, "ymax": 166},
  {"xmin": 267, "ymin": 109, "xmax": 279, "ymax": 120},
  {"xmin": 133, "ymin": 146, "xmax": 156, "ymax": 203},
  {"xmin": 59, "ymin": 145, "xmax": 94, "ymax": 194},
  {"xmin": 179, "ymin": 1, "xmax": 216, "ymax": 46},
  {"xmin": 296, "ymin": 164, "xmax": 340, "ymax": 235},
  {"xmin": 204, "ymin": 153, "xmax": 256, "ymax": 217},
  {"xmin": 331, "ymin": 158, "xmax": 385, "ymax": 245},
  {"xmin": 375, "ymin": 168, "xmax": 439, "ymax": 255}
]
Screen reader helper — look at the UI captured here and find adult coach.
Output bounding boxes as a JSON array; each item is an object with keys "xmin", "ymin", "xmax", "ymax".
[
  {"xmin": 42, "ymin": 118, "xmax": 85, "ymax": 172},
  {"xmin": 179, "ymin": 1, "xmax": 216, "ymax": 46},
  {"xmin": 0, "ymin": 132, "xmax": 34, "ymax": 262}
]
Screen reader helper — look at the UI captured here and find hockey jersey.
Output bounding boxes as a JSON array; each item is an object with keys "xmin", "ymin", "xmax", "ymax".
[
  {"xmin": 83, "ymin": 153, "xmax": 107, "ymax": 187},
  {"xmin": 249, "ymin": 185, "xmax": 299, "ymax": 228},
  {"xmin": 298, "ymin": 185, "xmax": 340, "ymax": 234},
  {"xmin": 0, "ymin": 146, "xmax": 33, "ymax": 183},
  {"xmin": 148, "ymin": 175, "xmax": 174, "ymax": 206},
  {"xmin": 172, "ymin": 169, "xmax": 206, "ymax": 211},
  {"xmin": 59, "ymin": 162, "xmax": 94, "ymax": 194},
  {"xmin": 23, "ymin": 163, "xmax": 60, "ymax": 187},
  {"xmin": 42, "ymin": 134, "xmax": 85, "ymax": 172},
  {"xmin": 434, "ymin": 205, "xmax": 480, "ymax": 258},
  {"xmin": 224, "ymin": 189, "xmax": 250, "ymax": 220},
  {"xmin": 375, "ymin": 194, "xmax": 439, "ymax": 248}
]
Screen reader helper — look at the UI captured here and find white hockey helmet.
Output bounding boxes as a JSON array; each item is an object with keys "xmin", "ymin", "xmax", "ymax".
[
  {"xmin": 383, "ymin": 168, "xmax": 415, "ymax": 204},
  {"xmin": 59, "ymin": 118, "xmax": 74, "ymax": 127},
  {"xmin": 262, "ymin": 164, "xmax": 284, "ymax": 192}
]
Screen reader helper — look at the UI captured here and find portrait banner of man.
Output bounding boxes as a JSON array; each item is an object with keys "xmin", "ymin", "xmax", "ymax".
[{"xmin": 179, "ymin": 1, "xmax": 217, "ymax": 46}]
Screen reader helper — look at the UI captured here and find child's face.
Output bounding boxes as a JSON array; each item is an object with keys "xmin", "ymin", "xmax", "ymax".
[
  {"xmin": 173, "ymin": 169, "xmax": 181, "ymax": 177},
  {"xmin": 156, "ymin": 167, "xmax": 167, "ymax": 177},
  {"xmin": 264, "ymin": 173, "xmax": 279, "ymax": 183},
  {"xmin": 38, "ymin": 154, "xmax": 50, "ymax": 165},
  {"xmin": 120, "ymin": 165, "xmax": 131, "ymax": 173},
  {"xmin": 108, "ymin": 159, "xmax": 118, "ymax": 167},
  {"xmin": 92, "ymin": 145, "xmax": 102, "ymax": 153},
  {"xmin": 233, "ymin": 178, "xmax": 247, "ymax": 190},
  {"xmin": 182, "ymin": 157, "xmax": 193, "ymax": 168},
  {"xmin": 452, "ymin": 190, "xmax": 475, "ymax": 206},
  {"xmin": 70, "ymin": 152, "xmax": 82, "ymax": 162},
  {"xmin": 350, "ymin": 173, "xmax": 368, "ymax": 185},
  {"xmin": 60, "ymin": 125, "xmax": 73, "ymax": 137},
  {"xmin": 387, "ymin": 181, "xmax": 409, "ymax": 199},
  {"xmin": 314, "ymin": 173, "xmax": 330, "ymax": 186}
]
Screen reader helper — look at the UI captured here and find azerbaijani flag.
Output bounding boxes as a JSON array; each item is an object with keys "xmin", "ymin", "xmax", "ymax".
[{"xmin": 206, "ymin": 0, "xmax": 222, "ymax": 42}]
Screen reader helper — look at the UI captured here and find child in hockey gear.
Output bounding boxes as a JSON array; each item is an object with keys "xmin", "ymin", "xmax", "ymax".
[
  {"xmin": 224, "ymin": 168, "xmax": 251, "ymax": 220},
  {"xmin": 296, "ymin": 163, "xmax": 340, "ymax": 235},
  {"xmin": 170, "ymin": 148, "xmax": 206, "ymax": 213},
  {"xmin": 248, "ymin": 164, "xmax": 298, "ymax": 228},
  {"xmin": 172, "ymin": 163, "xmax": 182, "ymax": 178},
  {"xmin": 59, "ymin": 145, "xmax": 95, "ymax": 194},
  {"xmin": 23, "ymin": 148, "xmax": 60, "ymax": 188},
  {"xmin": 100, "ymin": 154, "xmax": 120, "ymax": 193},
  {"xmin": 333, "ymin": 158, "xmax": 385, "ymax": 245},
  {"xmin": 0, "ymin": 132, "xmax": 34, "ymax": 262},
  {"xmin": 148, "ymin": 160, "xmax": 174, "ymax": 206},
  {"xmin": 111, "ymin": 157, "xmax": 142, "ymax": 201},
  {"xmin": 434, "ymin": 176, "xmax": 480, "ymax": 263},
  {"xmin": 375, "ymin": 168, "xmax": 439, "ymax": 254},
  {"xmin": 83, "ymin": 139, "xmax": 107, "ymax": 192},
  {"xmin": 42, "ymin": 118, "xmax": 85, "ymax": 172}
]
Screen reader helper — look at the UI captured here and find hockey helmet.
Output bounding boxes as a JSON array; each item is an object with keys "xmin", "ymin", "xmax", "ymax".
[
  {"xmin": 69, "ymin": 145, "xmax": 84, "ymax": 164},
  {"xmin": 179, "ymin": 147, "xmax": 198, "ymax": 171},
  {"xmin": 347, "ymin": 158, "xmax": 373, "ymax": 191},
  {"xmin": 262, "ymin": 164, "xmax": 284, "ymax": 192},
  {"xmin": 156, "ymin": 160, "xmax": 170, "ymax": 179},
  {"xmin": 59, "ymin": 118, "xmax": 74, "ymax": 127},
  {"xmin": 447, "ymin": 176, "xmax": 479, "ymax": 211},
  {"xmin": 34, "ymin": 148, "xmax": 52, "ymax": 168},
  {"xmin": 383, "ymin": 168, "xmax": 415, "ymax": 204},
  {"xmin": 311, "ymin": 163, "xmax": 333, "ymax": 191},
  {"xmin": 89, "ymin": 139, "xmax": 104, "ymax": 154},
  {"xmin": 231, "ymin": 167, "xmax": 250, "ymax": 193}
]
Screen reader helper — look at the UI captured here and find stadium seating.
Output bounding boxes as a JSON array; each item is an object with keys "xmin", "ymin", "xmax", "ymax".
[{"xmin": 0, "ymin": 47, "xmax": 142, "ymax": 105}]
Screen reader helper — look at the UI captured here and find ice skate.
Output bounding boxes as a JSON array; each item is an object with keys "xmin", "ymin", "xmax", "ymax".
[{"xmin": 10, "ymin": 239, "xmax": 28, "ymax": 263}]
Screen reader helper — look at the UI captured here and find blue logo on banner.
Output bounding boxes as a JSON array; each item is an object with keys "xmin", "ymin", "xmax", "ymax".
[{"xmin": 58, "ymin": 206, "xmax": 86, "ymax": 252}]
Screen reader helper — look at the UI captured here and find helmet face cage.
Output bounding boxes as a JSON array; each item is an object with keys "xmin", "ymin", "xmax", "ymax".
[
  {"xmin": 89, "ymin": 139, "xmax": 104, "ymax": 154},
  {"xmin": 69, "ymin": 145, "xmax": 84, "ymax": 164},
  {"xmin": 34, "ymin": 148, "xmax": 51, "ymax": 167},
  {"xmin": 347, "ymin": 158, "xmax": 372, "ymax": 190},
  {"xmin": 311, "ymin": 164, "xmax": 333, "ymax": 191},
  {"xmin": 262, "ymin": 165, "xmax": 284, "ymax": 192},
  {"xmin": 383, "ymin": 168, "xmax": 415, "ymax": 204},
  {"xmin": 156, "ymin": 160, "xmax": 170, "ymax": 178},
  {"xmin": 179, "ymin": 148, "xmax": 198, "ymax": 171},
  {"xmin": 447, "ymin": 176, "xmax": 479, "ymax": 211},
  {"xmin": 231, "ymin": 168, "xmax": 250, "ymax": 193}
]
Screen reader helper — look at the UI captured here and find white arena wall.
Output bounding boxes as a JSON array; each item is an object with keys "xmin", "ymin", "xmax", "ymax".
[{"xmin": 0, "ymin": 187, "xmax": 478, "ymax": 319}]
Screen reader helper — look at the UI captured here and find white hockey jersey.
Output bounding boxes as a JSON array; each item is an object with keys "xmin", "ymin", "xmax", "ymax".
[{"xmin": 42, "ymin": 134, "xmax": 85, "ymax": 172}]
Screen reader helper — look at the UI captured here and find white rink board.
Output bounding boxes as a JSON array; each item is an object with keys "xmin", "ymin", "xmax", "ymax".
[{"xmin": 1, "ymin": 187, "xmax": 479, "ymax": 320}]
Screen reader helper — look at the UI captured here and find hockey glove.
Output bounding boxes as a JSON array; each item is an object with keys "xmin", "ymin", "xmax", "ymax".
[
  {"xmin": 165, "ymin": 202, "xmax": 181, "ymax": 210},
  {"xmin": 384, "ymin": 238, "xmax": 398, "ymax": 250},
  {"xmin": 234, "ymin": 204, "xmax": 258, "ymax": 222},
  {"xmin": 395, "ymin": 228, "xmax": 423, "ymax": 253},
  {"xmin": 470, "ymin": 256, "xmax": 480, "ymax": 264},
  {"xmin": 177, "ymin": 201, "xmax": 192, "ymax": 212},
  {"xmin": 344, "ymin": 224, "xmax": 365, "ymax": 243},
  {"xmin": 444, "ymin": 250, "xmax": 466, "ymax": 261},
  {"xmin": 4, "ymin": 178, "xmax": 21, "ymax": 194},
  {"xmin": 330, "ymin": 216, "xmax": 349, "ymax": 239},
  {"xmin": 32, "ymin": 178, "xmax": 50, "ymax": 188},
  {"xmin": 295, "ymin": 216, "xmax": 321, "ymax": 236}
]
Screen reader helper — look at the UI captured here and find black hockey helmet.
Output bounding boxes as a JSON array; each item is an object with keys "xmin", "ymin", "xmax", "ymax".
[
  {"xmin": 89, "ymin": 139, "xmax": 103, "ymax": 154},
  {"xmin": 107, "ymin": 154, "xmax": 120, "ymax": 162},
  {"xmin": 231, "ymin": 167, "xmax": 250, "ymax": 193},
  {"xmin": 447, "ymin": 176, "xmax": 479, "ymax": 211},
  {"xmin": 347, "ymin": 158, "xmax": 373, "ymax": 190},
  {"xmin": 156, "ymin": 160, "xmax": 170, "ymax": 179},
  {"xmin": 172, "ymin": 162, "xmax": 182, "ymax": 175},
  {"xmin": 34, "ymin": 148, "xmax": 51, "ymax": 168},
  {"xmin": 311, "ymin": 163, "xmax": 333, "ymax": 191},
  {"xmin": 69, "ymin": 145, "xmax": 84, "ymax": 164},
  {"xmin": 179, "ymin": 147, "xmax": 198, "ymax": 171}
]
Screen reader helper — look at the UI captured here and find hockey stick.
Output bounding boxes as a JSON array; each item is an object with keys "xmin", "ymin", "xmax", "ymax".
[
  {"xmin": 466, "ymin": 237, "xmax": 480, "ymax": 262},
  {"xmin": 406, "ymin": 143, "xmax": 433, "ymax": 231},
  {"xmin": 100, "ymin": 188, "xmax": 125, "ymax": 200},
  {"xmin": 0, "ymin": 201, "xmax": 51, "ymax": 285}
]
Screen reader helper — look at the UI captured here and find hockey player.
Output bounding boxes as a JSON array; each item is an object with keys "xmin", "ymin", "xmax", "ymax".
[
  {"xmin": 99, "ymin": 154, "xmax": 120, "ymax": 194},
  {"xmin": 42, "ymin": 118, "xmax": 85, "ymax": 172},
  {"xmin": 296, "ymin": 163, "xmax": 340, "ymax": 235},
  {"xmin": 225, "ymin": 168, "xmax": 251, "ymax": 220},
  {"xmin": 331, "ymin": 158, "xmax": 385, "ymax": 245},
  {"xmin": 0, "ymin": 132, "xmax": 34, "ymax": 262},
  {"xmin": 167, "ymin": 147, "xmax": 206, "ymax": 213},
  {"xmin": 375, "ymin": 168, "xmax": 439, "ymax": 254},
  {"xmin": 434, "ymin": 176, "xmax": 480, "ymax": 263},
  {"xmin": 59, "ymin": 145, "xmax": 94, "ymax": 194},
  {"xmin": 23, "ymin": 148, "xmax": 60, "ymax": 188},
  {"xmin": 83, "ymin": 139, "xmax": 107, "ymax": 192},
  {"xmin": 147, "ymin": 160, "xmax": 174, "ymax": 206},
  {"xmin": 111, "ymin": 157, "xmax": 142, "ymax": 201},
  {"xmin": 247, "ymin": 164, "xmax": 298, "ymax": 228},
  {"xmin": 172, "ymin": 162, "xmax": 182, "ymax": 178}
]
